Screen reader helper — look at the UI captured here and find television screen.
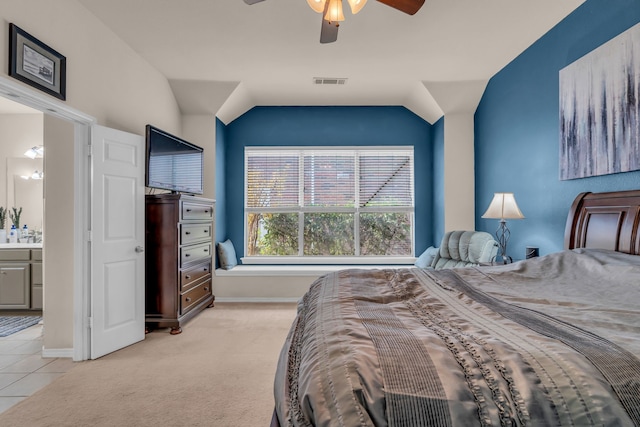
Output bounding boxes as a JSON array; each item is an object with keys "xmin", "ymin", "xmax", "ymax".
[{"xmin": 145, "ymin": 125, "xmax": 203, "ymax": 195}]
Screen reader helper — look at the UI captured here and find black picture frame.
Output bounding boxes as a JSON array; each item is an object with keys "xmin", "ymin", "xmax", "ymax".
[{"xmin": 8, "ymin": 23, "xmax": 66, "ymax": 100}]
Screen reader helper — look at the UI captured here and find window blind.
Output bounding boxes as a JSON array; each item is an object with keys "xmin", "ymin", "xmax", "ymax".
[
  {"xmin": 246, "ymin": 152, "xmax": 299, "ymax": 208},
  {"xmin": 303, "ymin": 153, "xmax": 355, "ymax": 207},
  {"xmin": 359, "ymin": 151, "xmax": 414, "ymax": 207},
  {"xmin": 246, "ymin": 148, "xmax": 414, "ymax": 209}
]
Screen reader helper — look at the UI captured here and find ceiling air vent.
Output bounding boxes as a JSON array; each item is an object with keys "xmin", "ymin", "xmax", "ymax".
[{"xmin": 313, "ymin": 77, "xmax": 347, "ymax": 85}]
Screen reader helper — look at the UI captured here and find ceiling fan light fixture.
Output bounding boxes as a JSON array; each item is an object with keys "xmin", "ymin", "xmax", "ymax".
[
  {"xmin": 306, "ymin": 0, "xmax": 326, "ymax": 13},
  {"xmin": 346, "ymin": 0, "xmax": 367, "ymax": 14},
  {"xmin": 324, "ymin": 0, "xmax": 345, "ymax": 22}
]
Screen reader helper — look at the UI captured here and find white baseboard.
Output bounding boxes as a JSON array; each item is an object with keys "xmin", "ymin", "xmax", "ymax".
[
  {"xmin": 215, "ymin": 297, "xmax": 299, "ymax": 303},
  {"xmin": 42, "ymin": 347, "xmax": 74, "ymax": 359}
]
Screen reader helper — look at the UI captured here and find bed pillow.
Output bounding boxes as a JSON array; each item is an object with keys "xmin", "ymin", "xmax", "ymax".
[
  {"xmin": 217, "ymin": 239, "xmax": 238, "ymax": 270},
  {"xmin": 415, "ymin": 246, "xmax": 439, "ymax": 268}
]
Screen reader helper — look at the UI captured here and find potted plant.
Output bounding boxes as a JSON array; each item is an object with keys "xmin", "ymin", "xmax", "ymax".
[{"xmin": 9, "ymin": 207, "xmax": 22, "ymax": 241}]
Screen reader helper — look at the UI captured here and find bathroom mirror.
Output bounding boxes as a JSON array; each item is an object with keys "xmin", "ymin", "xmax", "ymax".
[{"xmin": 6, "ymin": 157, "xmax": 44, "ymax": 234}]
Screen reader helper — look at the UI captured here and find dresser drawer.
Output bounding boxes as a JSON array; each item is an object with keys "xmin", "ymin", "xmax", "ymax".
[
  {"xmin": 180, "ymin": 242, "xmax": 212, "ymax": 267},
  {"xmin": 181, "ymin": 279, "xmax": 212, "ymax": 315},
  {"xmin": 181, "ymin": 262, "xmax": 212, "ymax": 292},
  {"xmin": 181, "ymin": 202, "xmax": 214, "ymax": 221},
  {"xmin": 180, "ymin": 224, "xmax": 212, "ymax": 245}
]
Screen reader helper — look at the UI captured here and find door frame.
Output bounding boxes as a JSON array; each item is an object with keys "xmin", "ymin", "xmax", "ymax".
[{"xmin": 0, "ymin": 75, "xmax": 95, "ymax": 361}]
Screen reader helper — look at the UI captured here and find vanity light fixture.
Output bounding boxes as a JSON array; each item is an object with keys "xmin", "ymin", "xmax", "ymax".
[
  {"xmin": 24, "ymin": 145, "xmax": 44, "ymax": 159},
  {"xmin": 20, "ymin": 170, "xmax": 44, "ymax": 180}
]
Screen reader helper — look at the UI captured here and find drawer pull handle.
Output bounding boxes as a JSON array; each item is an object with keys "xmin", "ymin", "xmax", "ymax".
[
  {"xmin": 204, "ymin": 287, "xmax": 209, "ymax": 291},
  {"xmin": 186, "ymin": 209, "xmax": 192, "ymax": 212},
  {"xmin": 185, "ymin": 297, "xmax": 191, "ymax": 303},
  {"xmin": 204, "ymin": 210, "xmax": 210, "ymax": 213},
  {"xmin": 185, "ymin": 275, "xmax": 191, "ymax": 280},
  {"xmin": 204, "ymin": 249, "xmax": 209, "ymax": 253},
  {"xmin": 203, "ymin": 268, "xmax": 208, "ymax": 272},
  {"xmin": 204, "ymin": 230, "xmax": 209, "ymax": 233},
  {"xmin": 185, "ymin": 231, "xmax": 191, "ymax": 235},
  {"xmin": 185, "ymin": 254, "xmax": 191, "ymax": 257}
]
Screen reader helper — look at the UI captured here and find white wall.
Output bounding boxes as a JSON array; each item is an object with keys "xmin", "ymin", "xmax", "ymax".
[
  {"xmin": 443, "ymin": 113, "xmax": 475, "ymax": 231},
  {"xmin": 182, "ymin": 115, "xmax": 216, "ymax": 200},
  {"xmin": 214, "ymin": 275, "xmax": 311, "ymax": 302},
  {"xmin": 0, "ymin": 1, "xmax": 182, "ymax": 135},
  {"xmin": 0, "ymin": 1, "xmax": 183, "ymax": 352},
  {"xmin": 42, "ymin": 115, "xmax": 74, "ymax": 350}
]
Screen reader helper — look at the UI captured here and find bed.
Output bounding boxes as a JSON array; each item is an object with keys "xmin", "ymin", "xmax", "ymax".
[{"xmin": 271, "ymin": 190, "xmax": 640, "ymax": 427}]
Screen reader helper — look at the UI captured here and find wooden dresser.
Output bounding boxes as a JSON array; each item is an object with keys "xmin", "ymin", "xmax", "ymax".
[{"xmin": 145, "ymin": 193, "xmax": 215, "ymax": 334}]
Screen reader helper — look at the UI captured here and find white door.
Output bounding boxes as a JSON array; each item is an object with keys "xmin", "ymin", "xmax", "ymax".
[{"xmin": 90, "ymin": 125, "xmax": 145, "ymax": 359}]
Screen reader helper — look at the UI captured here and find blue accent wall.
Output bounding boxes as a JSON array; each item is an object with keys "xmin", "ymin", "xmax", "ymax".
[
  {"xmin": 215, "ymin": 117, "xmax": 227, "ymax": 244},
  {"xmin": 475, "ymin": 0, "xmax": 640, "ymax": 259},
  {"xmin": 223, "ymin": 106, "xmax": 434, "ymax": 259},
  {"xmin": 432, "ymin": 116, "xmax": 445, "ymax": 245}
]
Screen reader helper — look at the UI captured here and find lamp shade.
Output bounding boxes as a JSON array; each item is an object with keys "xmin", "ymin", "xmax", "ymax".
[
  {"xmin": 482, "ymin": 192, "xmax": 525, "ymax": 220},
  {"xmin": 307, "ymin": 0, "xmax": 326, "ymax": 13},
  {"xmin": 347, "ymin": 0, "xmax": 368, "ymax": 14},
  {"xmin": 324, "ymin": 0, "xmax": 345, "ymax": 21}
]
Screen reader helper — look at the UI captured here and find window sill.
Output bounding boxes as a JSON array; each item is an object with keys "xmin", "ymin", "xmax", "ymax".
[{"xmin": 240, "ymin": 256, "xmax": 416, "ymax": 265}]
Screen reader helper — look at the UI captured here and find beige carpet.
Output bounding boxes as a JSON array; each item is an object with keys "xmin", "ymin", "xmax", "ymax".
[{"xmin": 0, "ymin": 303, "xmax": 297, "ymax": 427}]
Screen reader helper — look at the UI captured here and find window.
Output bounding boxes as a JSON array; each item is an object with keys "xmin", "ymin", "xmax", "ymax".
[{"xmin": 245, "ymin": 147, "xmax": 414, "ymax": 259}]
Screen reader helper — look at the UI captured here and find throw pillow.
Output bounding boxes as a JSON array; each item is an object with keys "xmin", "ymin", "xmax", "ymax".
[
  {"xmin": 415, "ymin": 246, "xmax": 438, "ymax": 268},
  {"xmin": 217, "ymin": 239, "xmax": 238, "ymax": 270}
]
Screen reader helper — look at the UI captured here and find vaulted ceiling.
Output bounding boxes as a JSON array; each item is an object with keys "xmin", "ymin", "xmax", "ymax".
[{"xmin": 73, "ymin": 1, "xmax": 585, "ymax": 123}]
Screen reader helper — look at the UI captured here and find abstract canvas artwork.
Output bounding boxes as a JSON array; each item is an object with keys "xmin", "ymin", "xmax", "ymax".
[{"xmin": 559, "ymin": 23, "xmax": 640, "ymax": 180}]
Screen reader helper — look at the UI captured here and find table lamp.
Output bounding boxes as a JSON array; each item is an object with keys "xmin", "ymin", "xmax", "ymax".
[{"xmin": 482, "ymin": 192, "xmax": 524, "ymax": 263}]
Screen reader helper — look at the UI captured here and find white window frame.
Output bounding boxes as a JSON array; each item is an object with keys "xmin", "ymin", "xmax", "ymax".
[{"xmin": 243, "ymin": 146, "xmax": 415, "ymax": 265}]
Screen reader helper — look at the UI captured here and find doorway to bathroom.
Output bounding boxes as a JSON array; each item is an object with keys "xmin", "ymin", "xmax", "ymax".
[{"xmin": 0, "ymin": 75, "xmax": 146, "ymax": 361}]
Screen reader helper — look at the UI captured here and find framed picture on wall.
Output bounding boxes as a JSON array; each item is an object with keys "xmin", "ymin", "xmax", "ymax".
[
  {"xmin": 8, "ymin": 23, "xmax": 66, "ymax": 100},
  {"xmin": 559, "ymin": 23, "xmax": 640, "ymax": 180}
]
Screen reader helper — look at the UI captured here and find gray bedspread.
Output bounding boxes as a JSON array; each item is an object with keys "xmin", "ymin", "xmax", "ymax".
[{"xmin": 273, "ymin": 249, "xmax": 640, "ymax": 426}]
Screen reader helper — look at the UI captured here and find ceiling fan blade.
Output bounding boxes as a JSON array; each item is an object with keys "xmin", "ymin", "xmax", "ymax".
[
  {"xmin": 376, "ymin": 0, "xmax": 425, "ymax": 15},
  {"xmin": 243, "ymin": 0, "xmax": 265, "ymax": 4},
  {"xmin": 320, "ymin": 18, "xmax": 339, "ymax": 43}
]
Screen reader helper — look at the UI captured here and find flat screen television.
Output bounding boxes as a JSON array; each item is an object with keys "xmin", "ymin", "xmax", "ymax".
[{"xmin": 145, "ymin": 125, "xmax": 203, "ymax": 195}]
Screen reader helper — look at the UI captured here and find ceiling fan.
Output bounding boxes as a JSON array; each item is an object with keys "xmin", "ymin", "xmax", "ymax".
[{"xmin": 243, "ymin": 0, "xmax": 425, "ymax": 44}]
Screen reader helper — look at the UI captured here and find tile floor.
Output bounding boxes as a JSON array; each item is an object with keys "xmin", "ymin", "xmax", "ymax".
[{"xmin": 0, "ymin": 321, "xmax": 75, "ymax": 414}]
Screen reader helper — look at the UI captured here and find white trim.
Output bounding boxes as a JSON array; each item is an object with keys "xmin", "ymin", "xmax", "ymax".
[
  {"xmin": 41, "ymin": 347, "xmax": 75, "ymax": 359},
  {"xmin": 245, "ymin": 146, "xmax": 414, "ymax": 152},
  {"xmin": 0, "ymin": 76, "xmax": 97, "ymax": 362},
  {"xmin": 0, "ymin": 77, "xmax": 94, "ymax": 124},
  {"xmin": 241, "ymin": 256, "xmax": 416, "ymax": 265},
  {"xmin": 244, "ymin": 146, "xmax": 415, "ymax": 258},
  {"xmin": 75, "ymin": 123, "xmax": 92, "ymax": 362}
]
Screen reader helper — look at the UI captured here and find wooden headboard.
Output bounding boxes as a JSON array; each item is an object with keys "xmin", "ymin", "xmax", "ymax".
[{"xmin": 564, "ymin": 190, "xmax": 640, "ymax": 255}]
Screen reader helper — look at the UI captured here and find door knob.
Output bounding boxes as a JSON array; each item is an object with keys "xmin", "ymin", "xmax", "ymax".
[{"xmin": 135, "ymin": 246, "xmax": 144, "ymax": 253}]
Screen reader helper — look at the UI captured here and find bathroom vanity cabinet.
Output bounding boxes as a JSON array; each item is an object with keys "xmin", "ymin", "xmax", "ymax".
[{"xmin": 0, "ymin": 246, "xmax": 42, "ymax": 310}]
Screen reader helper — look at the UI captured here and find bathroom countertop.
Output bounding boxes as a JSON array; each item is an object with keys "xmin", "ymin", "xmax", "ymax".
[{"xmin": 0, "ymin": 243, "xmax": 43, "ymax": 249}]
